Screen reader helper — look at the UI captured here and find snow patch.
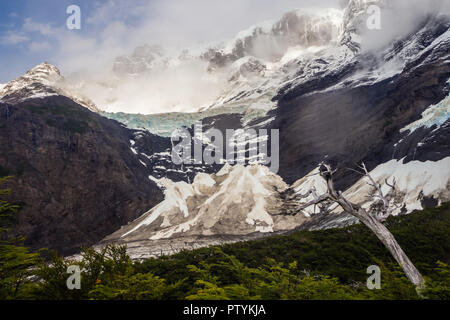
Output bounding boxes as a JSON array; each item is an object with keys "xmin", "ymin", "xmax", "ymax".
[
  {"xmin": 291, "ymin": 167, "xmax": 329, "ymax": 217},
  {"xmin": 344, "ymin": 157, "xmax": 450, "ymax": 214},
  {"xmin": 115, "ymin": 164, "xmax": 293, "ymax": 241}
]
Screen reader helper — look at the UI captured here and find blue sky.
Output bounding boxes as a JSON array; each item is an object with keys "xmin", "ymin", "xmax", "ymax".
[
  {"xmin": 0, "ymin": 0, "xmax": 152, "ymax": 82},
  {"xmin": 0, "ymin": 0, "xmax": 340, "ymax": 83},
  {"xmin": 0, "ymin": 1, "xmax": 87, "ymax": 81}
]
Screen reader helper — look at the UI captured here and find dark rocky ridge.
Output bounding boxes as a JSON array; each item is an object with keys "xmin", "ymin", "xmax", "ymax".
[
  {"xmin": 0, "ymin": 96, "xmax": 163, "ymax": 255},
  {"xmin": 268, "ymin": 24, "xmax": 450, "ymax": 189}
]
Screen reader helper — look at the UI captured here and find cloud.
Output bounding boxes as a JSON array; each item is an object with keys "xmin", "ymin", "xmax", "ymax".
[
  {"xmin": 52, "ymin": 0, "xmax": 342, "ymax": 114},
  {"xmin": 359, "ymin": 0, "xmax": 449, "ymax": 53},
  {"xmin": 4, "ymin": 0, "xmax": 447, "ymax": 114},
  {"xmin": 0, "ymin": 17, "xmax": 55, "ymax": 48},
  {"xmin": 75, "ymin": 60, "xmax": 230, "ymax": 114},
  {"xmin": 23, "ymin": 18, "xmax": 54, "ymax": 36},
  {"xmin": 1, "ymin": 0, "xmax": 340, "ymax": 80},
  {"xmin": 29, "ymin": 41, "xmax": 52, "ymax": 52},
  {"xmin": 53, "ymin": 2, "xmax": 342, "ymax": 72},
  {"xmin": 0, "ymin": 31, "xmax": 29, "ymax": 45},
  {"xmin": 85, "ymin": 0, "xmax": 149, "ymax": 26}
]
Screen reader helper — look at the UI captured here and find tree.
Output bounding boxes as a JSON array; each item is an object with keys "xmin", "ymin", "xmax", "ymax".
[
  {"xmin": 0, "ymin": 176, "xmax": 40, "ymax": 299},
  {"xmin": 0, "ymin": 176, "xmax": 19, "ymax": 234},
  {"xmin": 283, "ymin": 163, "xmax": 425, "ymax": 291},
  {"xmin": 422, "ymin": 261, "xmax": 450, "ymax": 299}
]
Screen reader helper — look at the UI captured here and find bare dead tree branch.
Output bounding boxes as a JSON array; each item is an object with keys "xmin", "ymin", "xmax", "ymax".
[
  {"xmin": 285, "ymin": 162, "xmax": 425, "ymax": 291},
  {"xmin": 294, "ymin": 193, "xmax": 331, "ymax": 212}
]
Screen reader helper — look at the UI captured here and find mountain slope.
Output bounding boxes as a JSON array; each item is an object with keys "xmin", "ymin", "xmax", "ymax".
[
  {"xmin": 0, "ymin": 95, "xmax": 163, "ymax": 254},
  {"xmin": 0, "ymin": 62, "xmax": 101, "ymax": 113},
  {"xmin": 101, "ymin": 164, "xmax": 307, "ymax": 259},
  {"xmin": 271, "ymin": 13, "xmax": 450, "ymax": 188}
]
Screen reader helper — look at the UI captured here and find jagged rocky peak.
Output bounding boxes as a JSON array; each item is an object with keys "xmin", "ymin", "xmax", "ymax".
[
  {"xmin": 0, "ymin": 62, "xmax": 101, "ymax": 112},
  {"xmin": 113, "ymin": 44, "xmax": 168, "ymax": 76},
  {"xmin": 272, "ymin": 8, "xmax": 344, "ymax": 45},
  {"xmin": 204, "ymin": 8, "xmax": 344, "ymax": 70},
  {"xmin": 236, "ymin": 8, "xmax": 344, "ymax": 51},
  {"xmin": 1, "ymin": 62, "xmax": 62, "ymax": 92},
  {"xmin": 112, "ymin": 8, "xmax": 345, "ymax": 77},
  {"xmin": 24, "ymin": 62, "xmax": 62, "ymax": 80},
  {"xmin": 228, "ymin": 57, "xmax": 267, "ymax": 81},
  {"xmin": 0, "ymin": 62, "xmax": 63, "ymax": 103}
]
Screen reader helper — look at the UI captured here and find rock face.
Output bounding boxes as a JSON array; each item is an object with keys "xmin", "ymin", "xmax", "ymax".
[
  {"xmin": 0, "ymin": 96, "xmax": 163, "ymax": 255},
  {"xmin": 270, "ymin": 12, "xmax": 450, "ymax": 189},
  {"xmin": 201, "ymin": 8, "xmax": 344, "ymax": 69}
]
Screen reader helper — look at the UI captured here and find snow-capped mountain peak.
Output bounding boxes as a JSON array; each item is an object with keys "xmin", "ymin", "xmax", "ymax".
[
  {"xmin": 21, "ymin": 62, "xmax": 62, "ymax": 83},
  {"xmin": 0, "ymin": 62, "xmax": 101, "ymax": 112},
  {"xmin": 0, "ymin": 62, "xmax": 62, "ymax": 102}
]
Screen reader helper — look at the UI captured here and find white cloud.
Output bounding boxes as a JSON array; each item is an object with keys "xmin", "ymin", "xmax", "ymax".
[
  {"xmin": 4, "ymin": 0, "xmax": 448, "ymax": 114},
  {"xmin": 23, "ymin": 18, "xmax": 54, "ymax": 36},
  {"xmin": 56, "ymin": 0, "xmax": 449, "ymax": 114},
  {"xmin": 51, "ymin": 0, "xmax": 344, "ymax": 114},
  {"xmin": 0, "ymin": 17, "xmax": 55, "ymax": 48},
  {"xmin": 0, "ymin": 31, "xmax": 29, "ymax": 45},
  {"xmin": 359, "ymin": 0, "xmax": 450, "ymax": 53},
  {"xmin": 29, "ymin": 41, "xmax": 52, "ymax": 53},
  {"xmin": 54, "ymin": 1, "xmax": 342, "ymax": 74}
]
